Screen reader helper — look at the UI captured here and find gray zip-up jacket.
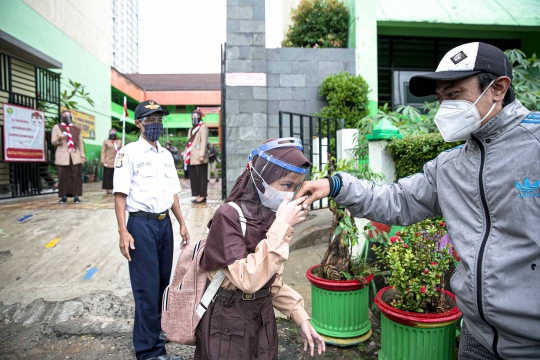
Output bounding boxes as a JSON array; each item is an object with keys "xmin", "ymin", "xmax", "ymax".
[{"xmin": 335, "ymin": 100, "xmax": 540, "ymax": 359}]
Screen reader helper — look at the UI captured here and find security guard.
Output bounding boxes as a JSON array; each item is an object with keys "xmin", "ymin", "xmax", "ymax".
[{"xmin": 113, "ymin": 100, "xmax": 190, "ymax": 360}]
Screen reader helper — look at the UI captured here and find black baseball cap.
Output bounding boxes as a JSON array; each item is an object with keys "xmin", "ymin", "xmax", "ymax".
[
  {"xmin": 134, "ymin": 100, "xmax": 169, "ymax": 119},
  {"xmin": 409, "ymin": 42, "xmax": 513, "ymax": 97}
]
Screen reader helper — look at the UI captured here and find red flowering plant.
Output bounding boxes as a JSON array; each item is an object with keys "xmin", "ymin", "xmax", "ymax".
[{"xmin": 371, "ymin": 218, "xmax": 456, "ymax": 313}]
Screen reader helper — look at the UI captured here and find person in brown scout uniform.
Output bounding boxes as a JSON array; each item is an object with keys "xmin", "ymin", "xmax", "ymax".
[
  {"xmin": 51, "ymin": 110, "xmax": 85, "ymax": 203},
  {"xmin": 195, "ymin": 138, "xmax": 326, "ymax": 359},
  {"xmin": 101, "ymin": 128, "xmax": 122, "ymax": 194},
  {"xmin": 184, "ymin": 109, "xmax": 209, "ymax": 203}
]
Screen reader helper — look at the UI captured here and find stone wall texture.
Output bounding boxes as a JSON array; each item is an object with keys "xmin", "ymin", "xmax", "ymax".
[{"xmin": 224, "ymin": 0, "xmax": 355, "ymax": 195}]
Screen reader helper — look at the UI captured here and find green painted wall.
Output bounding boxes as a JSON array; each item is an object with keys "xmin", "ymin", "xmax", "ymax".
[{"xmin": 0, "ymin": 0, "xmax": 111, "ymax": 159}]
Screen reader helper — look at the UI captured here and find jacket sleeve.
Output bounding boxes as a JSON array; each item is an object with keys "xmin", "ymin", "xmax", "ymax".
[
  {"xmin": 271, "ymin": 264, "xmax": 310, "ymax": 326},
  {"xmin": 222, "ymin": 218, "xmax": 294, "ymax": 294},
  {"xmin": 51, "ymin": 125, "xmax": 61, "ymax": 146},
  {"xmin": 334, "ymin": 161, "xmax": 442, "ymax": 226}
]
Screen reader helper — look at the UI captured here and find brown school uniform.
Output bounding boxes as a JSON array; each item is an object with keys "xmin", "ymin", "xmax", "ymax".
[
  {"xmin": 195, "ymin": 204, "xmax": 309, "ymax": 360},
  {"xmin": 51, "ymin": 123, "xmax": 84, "ymax": 197}
]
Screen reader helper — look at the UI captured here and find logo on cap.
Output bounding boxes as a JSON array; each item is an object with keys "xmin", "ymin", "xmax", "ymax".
[
  {"xmin": 451, "ymin": 51, "xmax": 467, "ymax": 65},
  {"xmin": 145, "ymin": 100, "xmax": 160, "ymax": 110}
]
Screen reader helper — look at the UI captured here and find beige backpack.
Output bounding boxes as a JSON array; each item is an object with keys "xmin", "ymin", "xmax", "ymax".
[{"xmin": 161, "ymin": 202, "xmax": 246, "ymax": 345}]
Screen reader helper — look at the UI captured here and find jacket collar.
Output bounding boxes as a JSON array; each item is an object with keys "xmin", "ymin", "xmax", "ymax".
[
  {"xmin": 472, "ymin": 100, "xmax": 530, "ymax": 139},
  {"xmin": 136, "ymin": 136, "xmax": 164, "ymax": 153}
]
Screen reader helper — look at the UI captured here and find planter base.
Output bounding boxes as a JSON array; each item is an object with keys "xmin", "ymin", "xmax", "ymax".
[{"xmin": 321, "ymin": 329, "xmax": 372, "ymax": 347}]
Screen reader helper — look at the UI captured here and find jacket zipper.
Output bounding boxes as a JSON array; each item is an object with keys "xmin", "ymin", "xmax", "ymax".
[{"xmin": 472, "ymin": 136, "xmax": 499, "ymax": 357}]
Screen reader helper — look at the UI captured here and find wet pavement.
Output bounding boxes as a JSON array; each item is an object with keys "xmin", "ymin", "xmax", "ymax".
[{"xmin": 0, "ymin": 177, "xmax": 381, "ymax": 359}]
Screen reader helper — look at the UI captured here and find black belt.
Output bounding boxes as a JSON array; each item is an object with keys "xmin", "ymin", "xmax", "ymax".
[
  {"xmin": 218, "ymin": 287, "xmax": 270, "ymax": 301},
  {"xmin": 129, "ymin": 211, "xmax": 168, "ymax": 220}
]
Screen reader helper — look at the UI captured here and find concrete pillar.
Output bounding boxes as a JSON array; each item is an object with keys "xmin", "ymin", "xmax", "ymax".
[
  {"xmin": 336, "ymin": 128, "xmax": 358, "ymax": 161},
  {"xmin": 366, "ymin": 119, "xmax": 402, "ymax": 184},
  {"xmin": 225, "ymin": 0, "xmax": 268, "ymax": 195},
  {"xmin": 347, "ymin": 0, "xmax": 378, "ymax": 116}
]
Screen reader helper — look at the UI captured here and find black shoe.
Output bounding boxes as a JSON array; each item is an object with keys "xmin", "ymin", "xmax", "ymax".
[
  {"xmin": 215, "ymin": 178, "xmax": 219, "ymax": 182},
  {"xmin": 74, "ymin": 197, "xmax": 81, "ymax": 204},
  {"xmin": 147, "ymin": 355, "xmax": 183, "ymax": 360},
  {"xmin": 192, "ymin": 197, "xmax": 206, "ymax": 204},
  {"xmin": 59, "ymin": 196, "xmax": 67, "ymax": 204}
]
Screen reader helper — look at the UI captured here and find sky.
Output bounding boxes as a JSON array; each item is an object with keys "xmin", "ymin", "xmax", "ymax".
[{"xmin": 138, "ymin": 0, "xmax": 282, "ymax": 74}]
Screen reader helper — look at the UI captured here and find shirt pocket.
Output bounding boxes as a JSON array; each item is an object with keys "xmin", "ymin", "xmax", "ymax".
[
  {"xmin": 135, "ymin": 166, "xmax": 155, "ymax": 188},
  {"xmin": 164, "ymin": 166, "xmax": 177, "ymax": 186}
]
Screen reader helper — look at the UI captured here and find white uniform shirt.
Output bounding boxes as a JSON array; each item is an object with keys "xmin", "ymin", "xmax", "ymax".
[{"xmin": 113, "ymin": 136, "xmax": 182, "ymax": 213}]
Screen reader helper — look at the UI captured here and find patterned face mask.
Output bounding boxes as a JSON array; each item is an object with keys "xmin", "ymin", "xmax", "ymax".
[{"xmin": 143, "ymin": 122, "xmax": 163, "ymax": 142}]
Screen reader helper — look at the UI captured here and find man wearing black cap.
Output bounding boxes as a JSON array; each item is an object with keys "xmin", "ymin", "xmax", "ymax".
[
  {"xmin": 113, "ymin": 100, "xmax": 190, "ymax": 360},
  {"xmin": 295, "ymin": 42, "xmax": 540, "ymax": 359}
]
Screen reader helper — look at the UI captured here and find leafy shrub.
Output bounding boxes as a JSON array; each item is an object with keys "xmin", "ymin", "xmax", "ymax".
[
  {"xmin": 317, "ymin": 72, "xmax": 370, "ymax": 130},
  {"xmin": 505, "ymin": 49, "xmax": 540, "ymax": 110},
  {"xmin": 281, "ymin": 0, "xmax": 349, "ymax": 48},
  {"xmin": 385, "ymin": 134, "xmax": 462, "ymax": 179},
  {"xmin": 372, "ymin": 218, "xmax": 456, "ymax": 313}
]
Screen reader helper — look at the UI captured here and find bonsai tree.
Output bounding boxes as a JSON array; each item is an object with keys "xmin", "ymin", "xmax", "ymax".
[{"xmin": 311, "ymin": 157, "xmax": 383, "ymax": 282}]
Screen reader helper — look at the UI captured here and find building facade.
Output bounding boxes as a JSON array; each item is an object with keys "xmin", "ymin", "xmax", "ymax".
[
  {"xmin": 111, "ymin": 0, "xmax": 138, "ymax": 74},
  {"xmin": 0, "ymin": 0, "xmax": 112, "ymax": 198}
]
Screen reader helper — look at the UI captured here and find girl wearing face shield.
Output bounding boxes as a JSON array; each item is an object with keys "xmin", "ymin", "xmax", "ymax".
[
  {"xmin": 195, "ymin": 138, "xmax": 326, "ymax": 359},
  {"xmin": 185, "ymin": 109, "xmax": 209, "ymax": 203}
]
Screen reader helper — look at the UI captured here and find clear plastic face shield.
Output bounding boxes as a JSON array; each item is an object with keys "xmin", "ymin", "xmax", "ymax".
[
  {"xmin": 241, "ymin": 138, "xmax": 310, "ymax": 224},
  {"xmin": 192, "ymin": 112, "xmax": 201, "ymax": 126}
]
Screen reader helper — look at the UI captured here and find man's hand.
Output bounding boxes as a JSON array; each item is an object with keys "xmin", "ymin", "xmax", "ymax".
[
  {"xmin": 294, "ymin": 179, "xmax": 331, "ymax": 208},
  {"xmin": 299, "ymin": 320, "xmax": 326, "ymax": 356},
  {"xmin": 180, "ymin": 223, "xmax": 190, "ymax": 250},
  {"xmin": 119, "ymin": 229, "xmax": 135, "ymax": 261},
  {"xmin": 199, "ymin": 156, "xmax": 204, "ymax": 162}
]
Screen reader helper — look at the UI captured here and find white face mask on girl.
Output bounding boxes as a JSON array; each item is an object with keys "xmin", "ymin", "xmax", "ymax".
[
  {"xmin": 434, "ymin": 79, "xmax": 497, "ymax": 142},
  {"xmin": 250, "ymin": 172, "xmax": 291, "ymax": 212}
]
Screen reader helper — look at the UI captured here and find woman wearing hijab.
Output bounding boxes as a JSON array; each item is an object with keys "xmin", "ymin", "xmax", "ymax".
[
  {"xmin": 195, "ymin": 138, "xmax": 326, "ymax": 359},
  {"xmin": 184, "ymin": 109, "xmax": 209, "ymax": 203},
  {"xmin": 51, "ymin": 110, "xmax": 85, "ymax": 204},
  {"xmin": 100, "ymin": 128, "xmax": 122, "ymax": 194}
]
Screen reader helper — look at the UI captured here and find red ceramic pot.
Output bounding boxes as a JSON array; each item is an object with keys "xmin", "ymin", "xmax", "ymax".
[{"xmin": 306, "ymin": 265, "xmax": 374, "ymax": 291}]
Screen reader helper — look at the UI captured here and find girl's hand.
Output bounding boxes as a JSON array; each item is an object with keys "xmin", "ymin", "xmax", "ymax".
[
  {"xmin": 299, "ymin": 320, "xmax": 326, "ymax": 356},
  {"xmin": 275, "ymin": 194, "xmax": 309, "ymax": 227}
]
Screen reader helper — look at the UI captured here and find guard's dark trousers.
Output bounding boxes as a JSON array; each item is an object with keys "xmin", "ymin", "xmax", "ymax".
[{"xmin": 128, "ymin": 214, "xmax": 173, "ymax": 360}]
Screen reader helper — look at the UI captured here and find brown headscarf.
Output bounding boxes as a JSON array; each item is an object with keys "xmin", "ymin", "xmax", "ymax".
[{"xmin": 200, "ymin": 139, "xmax": 310, "ymax": 271}]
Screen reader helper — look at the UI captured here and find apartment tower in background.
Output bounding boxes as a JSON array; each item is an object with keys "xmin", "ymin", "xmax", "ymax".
[{"xmin": 111, "ymin": 0, "xmax": 138, "ymax": 73}]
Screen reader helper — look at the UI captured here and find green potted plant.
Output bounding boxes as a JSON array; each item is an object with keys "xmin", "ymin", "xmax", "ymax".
[
  {"xmin": 371, "ymin": 219, "xmax": 462, "ymax": 360},
  {"xmin": 84, "ymin": 158, "xmax": 98, "ymax": 183},
  {"xmin": 305, "ymin": 157, "xmax": 382, "ymax": 346}
]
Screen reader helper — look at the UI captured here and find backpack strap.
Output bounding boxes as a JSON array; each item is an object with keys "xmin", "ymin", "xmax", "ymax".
[
  {"xmin": 196, "ymin": 202, "xmax": 247, "ymax": 318},
  {"xmin": 227, "ymin": 201, "xmax": 247, "ymax": 237}
]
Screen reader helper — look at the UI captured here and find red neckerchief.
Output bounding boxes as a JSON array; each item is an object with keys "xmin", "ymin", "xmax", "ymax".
[
  {"xmin": 61, "ymin": 123, "xmax": 75, "ymax": 152},
  {"xmin": 184, "ymin": 121, "xmax": 203, "ymax": 170}
]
